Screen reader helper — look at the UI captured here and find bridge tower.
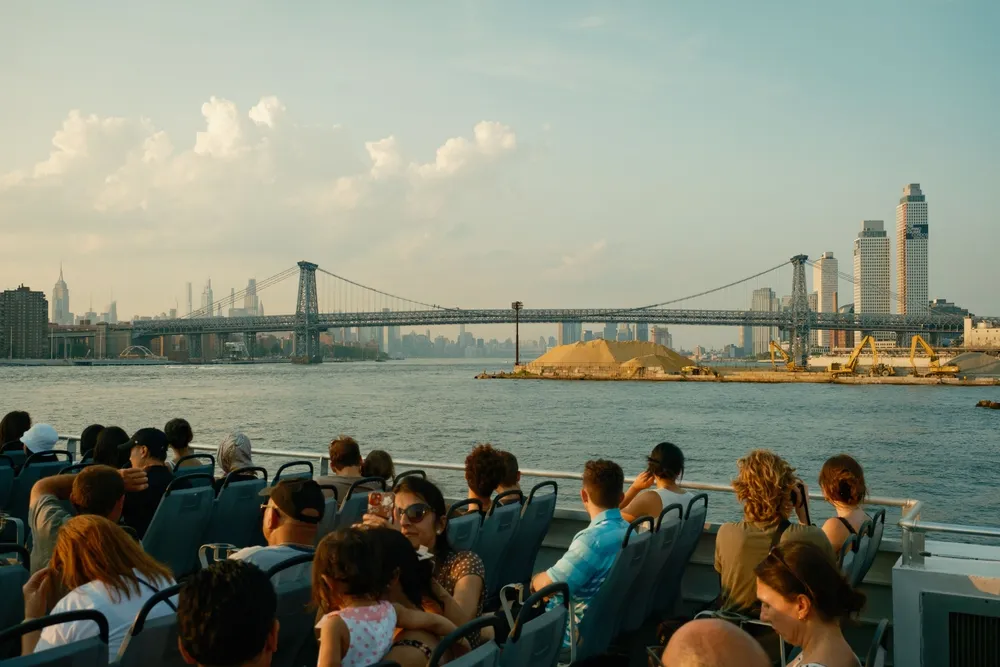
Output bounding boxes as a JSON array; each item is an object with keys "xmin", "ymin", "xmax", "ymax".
[
  {"xmin": 789, "ymin": 254, "xmax": 811, "ymax": 367},
  {"xmin": 292, "ymin": 261, "xmax": 322, "ymax": 364}
]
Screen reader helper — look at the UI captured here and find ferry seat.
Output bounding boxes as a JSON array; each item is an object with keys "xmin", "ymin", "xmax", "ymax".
[
  {"xmin": 143, "ymin": 474, "xmax": 215, "ymax": 577},
  {"xmin": 864, "ymin": 618, "xmax": 889, "ymax": 667},
  {"xmin": 7, "ymin": 451, "xmax": 73, "ymax": 525},
  {"xmin": 499, "ymin": 581, "xmax": 569, "ymax": 667},
  {"xmin": 497, "ymin": 481, "xmax": 558, "ymax": 590},
  {"xmin": 0, "ymin": 446, "xmax": 26, "ymax": 472},
  {"xmin": 838, "ymin": 533, "xmax": 859, "ymax": 578},
  {"xmin": 446, "ymin": 499, "xmax": 484, "ymax": 553},
  {"xmin": 849, "ymin": 519, "xmax": 875, "ymax": 587},
  {"xmin": 334, "ymin": 477, "xmax": 388, "ymax": 529},
  {"xmin": 268, "ymin": 554, "xmax": 318, "ymax": 667},
  {"xmin": 393, "ymin": 469, "xmax": 426, "ymax": 485},
  {"xmin": 0, "ymin": 516, "xmax": 25, "ymax": 549},
  {"xmin": 0, "ymin": 455, "xmax": 17, "ymax": 508},
  {"xmin": 58, "ymin": 463, "xmax": 92, "ymax": 476},
  {"xmin": 203, "ymin": 467, "xmax": 269, "ymax": 548},
  {"xmin": 0, "ymin": 544, "xmax": 29, "ymax": 650},
  {"xmin": 0, "ymin": 609, "xmax": 109, "ymax": 666},
  {"xmin": 652, "ymin": 493, "xmax": 709, "ymax": 618},
  {"xmin": 115, "ymin": 583, "xmax": 183, "ymax": 667},
  {"xmin": 428, "ymin": 616, "xmax": 504, "ymax": 667},
  {"xmin": 860, "ymin": 509, "xmax": 886, "ymax": 584},
  {"xmin": 270, "ymin": 461, "xmax": 314, "ymax": 486},
  {"xmin": 173, "ymin": 454, "xmax": 216, "ymax": 488},
  {"xmin": 474, "ymin": 490, "xmax": 524, "ymax": 601},
  {"xmin": 575, "ymin": 516, "xmax": 653, "ymax": 662},
  {"xmin": 622, "ymin": 503, "xmax": 685, "ymax": 634},
  {"xmin": 314, "ymin": 484, "xmax": 339, "ymax": 545}
]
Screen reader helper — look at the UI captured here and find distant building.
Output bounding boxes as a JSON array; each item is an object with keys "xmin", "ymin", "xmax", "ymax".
[
  {"xmin": 832, "ymin": 302, "xmax": 854, "ymax": 350},
  {"xmin": 603, "ymin": 322, "xmax": 617, "ymax": 341},
  {"xmin": 965, "ymin": 317, "xmax": 1000, "ymax": 349},
  {"xmin": 186, "ymin": 282, "xmax": 193, "ymax": 316},
  {"xmin": 812, "ymin": 252, "xmax": 838, "ymax": 350},
  {"xmin": 548, "ymin": 335, "xmax": 557, "ymax": 348},
  {"xmin": 929, "ymin": 299, "xmax": 970, "ymax": 346},
  {"xmin": 0, "ymin": 285, "xmax": 49, "ymax": 359},
  {"xmin": 51, "ymin": 266, "xmax": 72, "ymax": 325},
  {"xmin": 616, "ymin": 323, "xmax": 633, "ymax": 342},
  {"xmin": 583, "ymin": 329, "xmax": 594, "ymax": 342},
  {"xmin": 558, "ymin": 322, "xmax": 583, "ymax": 345},
  {"xmin": 896, "ymin": 183, "xmax": 929, "ymax": 315},
  {"xmin": 245, "ymin": 278, "xmax": 259, "ymax": 316},
  {"xmin": 651, "ymin": 326, "xmax": 670, "ymax": 348},
  {"xmin": 854, "ymin": 220, "xmax": 891, "ymax": 344},
  {"xmin": 751, "ymin": 287, "xmax": 779, "ymax": 356},
  {"xmin": 739, "ymin": 325, "xmax": 752, "ymax": 357},
  {"xmin": 201, "ymin": 279, "xmax": 214, "ymax": 314},
  {"xmin": 385, "ymin": 308, "xmax": 401, "ymax": 356},
  {"xmin": 635, "ymin": 322, "xmax": 649, "ymax": 342}
]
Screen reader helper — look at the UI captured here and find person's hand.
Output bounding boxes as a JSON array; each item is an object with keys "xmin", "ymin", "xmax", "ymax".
[
  {"xmin": 361, "ymin": 513, "xmax": 392, "ymax": 529},
  {"xmin": 120, "ymin": 468, "xmax": 149, "ymax": 493},
  {"xmin": 792, "ymin": 481, "xmax": 809, "ymax": 509},
  {"xmin": 630, "ymin": 471, "xmax": 656, "ymax": 491},
  {"xmin": 23, "ymin": 568, "xmax": 53, "ymax": 620}
]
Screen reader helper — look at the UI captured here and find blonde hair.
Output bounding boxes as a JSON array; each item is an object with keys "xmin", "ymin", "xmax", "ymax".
[
  {"xmin": 51, "ymin": 515, "xmax": 173, "ymax": 603},
  {"xmin": 732, "ymin": 450, "xmax": 797, "ymax": 524}
]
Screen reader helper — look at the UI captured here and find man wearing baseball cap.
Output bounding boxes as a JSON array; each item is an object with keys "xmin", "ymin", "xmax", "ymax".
[
  {"xmin": 119, "ymin": 427, "xmax": 174, "ymax": 539},
  {"xmin": 230, "ymin": 478, "xmax": 326, "ymax": 585}
]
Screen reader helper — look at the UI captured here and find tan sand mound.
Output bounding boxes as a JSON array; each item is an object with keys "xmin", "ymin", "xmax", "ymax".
[
  {"xmin": 951, "ymin": 352, "xmax": 1000, "ymax": 376},
  {"xmin": 528, "ymin": 340, "xmax": 694, "ymax": 373}
]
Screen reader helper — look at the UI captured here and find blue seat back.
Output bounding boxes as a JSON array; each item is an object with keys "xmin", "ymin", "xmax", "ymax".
[
  {"xmin": 269, "ymin": 554, "xmax": 317, "ymax": 667},
  {"xmin": 861, "ymin": 509, "xmax": 886, "ymax": 583},
  {"xmin": 652, "ymin": 493, "xmax": 708, "ymax": 616},
  {"xmin": 850, "ymin": 518, "xmax": 875, "ymax": 586},
  {"xmin": 174, "ymin": 454, "xmax": 216, "ymax": 488},
  {"xmin": 864, "ymin": 618, "xmax": 889, "ymax": 667},
  {"xmin": 0, "ymin": 544, "xmax": 29, "ymax": 654},
  {"xmin": 474, "ymin": 491, "xmax": 524, "ymax": 598},
  {"xmin": 0, "ymin": 448, "xmax": 26, "ymax": 470},
  {"xmin": 0, "ymin": 517, "xmax": 25, "ymax": 548},
  {"xmin": 576, "ymin": 517, "xmax": 652, "ymax": 661},
  {"xmin": 143, "ymin": 474, "xmax": 215, "ymax": 576},
  {"xmin": 839, "ymin": 533, "xmax": 859, "ymax": 577},
  {"xmin": 204, "ymin": 468, "xmax": 268, "ymax": 548},
  {"xmin": 8, "ymin": 452, "xmax": 73, "ymax": 524},
  {"xmin": 271, "ymin": 461, "xmax": 314, "ymax": 486},
  {"xmin": 0, "ymin": 610, "xmax": 109, "ymax": 666},
  {"xmin": 0, "ymin": 455, "xmax": 16, "ymax": 509},
  {"xmin": 497, "ymin": 481, "xmax": 557, "ymax": 589},
  {"xmin": 446, "ymin": 499, "xmax": 484, "ymax": 552},
  {"xmin": 58, "ymin": 463, "xmax": 92, "ymax": 476},
  {"xmin": 314, "ymin": 484, "xmax": 339, "ymax": 545},
  {"xmin": 498, "ymin": 582, "xmax": 568, "ymax": 667},
  {"xmin": 429, "ymin": 616, "xmax": 503, "ymax": 667},
  {"xmin": 334, "ymin": 477, "xmax": 387, "ymax": 529},
  {"xmin": 622, "ymin": 503, "xmax": 684, "ymax": 633},
  {"xmin": 393, "ymin": 469, "xmax": 426, "ymax": 485},
  {"xmin": 116, "ymin": 583, "xmax": 183, "ymax": 667}
]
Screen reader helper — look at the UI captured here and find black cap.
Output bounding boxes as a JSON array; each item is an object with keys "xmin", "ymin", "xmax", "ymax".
[
  {"xmin": 120, "ymin": 427, "xmax": 169, "ymax": 461},
  {"xmin": 259, "ymin": 479, "xmax": 325, "ymax": 524}
]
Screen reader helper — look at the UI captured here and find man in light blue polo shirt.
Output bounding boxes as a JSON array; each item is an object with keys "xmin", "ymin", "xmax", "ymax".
[{"xmin": 530, "ymin": 459, "xmax": 628, "ymax": 648}]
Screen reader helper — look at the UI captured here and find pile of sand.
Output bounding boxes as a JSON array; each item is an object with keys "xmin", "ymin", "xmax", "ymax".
[
  {"xmin": 951, "ymin": 352, "xmax": 1000, "ymax": 376},
  {"xmin": 528, "ymin": 340, "xmax": 694, "ymax": 373}
]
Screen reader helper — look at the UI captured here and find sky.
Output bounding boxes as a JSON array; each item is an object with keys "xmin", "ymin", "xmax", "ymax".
[{"xmin": 1, "ymin": 2, "xmax": 998, "ymax": 348}]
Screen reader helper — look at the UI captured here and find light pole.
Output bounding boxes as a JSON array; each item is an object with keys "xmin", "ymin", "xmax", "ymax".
[{"xmin": 512, "ymin": 301, "xmax": 523, "ymax": 366}]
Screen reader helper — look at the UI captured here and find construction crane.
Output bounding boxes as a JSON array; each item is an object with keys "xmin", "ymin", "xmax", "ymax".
[
  {"xmin": 828, "ymin": 335, "xmax": 896, "ymax": 377},
  {"xmin": 769, "ymin": 340, "xmax": 807, "ymax": 372},
  {"xmin": 909, "ymin": 334, "xmax": 960, "ymax": 377}
]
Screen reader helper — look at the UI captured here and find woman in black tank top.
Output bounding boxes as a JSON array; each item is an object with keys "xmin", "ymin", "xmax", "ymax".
[{"xmin": 818, "ymin": 455, "xmax": 870, "ymax": 552}]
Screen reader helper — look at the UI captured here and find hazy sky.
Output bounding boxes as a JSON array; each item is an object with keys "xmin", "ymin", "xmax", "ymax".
[{"xmin": 2, "ymin": 2, "xmax": 997, "ymax": 347}]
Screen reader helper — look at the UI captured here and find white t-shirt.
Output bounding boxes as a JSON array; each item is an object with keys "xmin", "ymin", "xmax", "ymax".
[
  {"xmin": 230, "ymin": 544, "xmax": 314, "ymax": 586},
  {"xmin": 643, "ymin": 486, "xmax": 689, "ymax": 513},
  {"xmin": 34, "ymin": 570, "xmax": 176, "ymax": 661}
]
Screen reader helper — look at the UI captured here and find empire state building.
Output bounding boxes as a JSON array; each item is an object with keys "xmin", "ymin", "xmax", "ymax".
[{"xmin": 52, "ymin": 266, "xmax": 72, "ymax": 325}]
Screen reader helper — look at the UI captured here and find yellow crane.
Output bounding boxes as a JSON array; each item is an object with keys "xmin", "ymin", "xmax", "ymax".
[
  {"xmin": 769, "ymin": 340, "xmax": 807, "ymax": 372},
  {"xmin": 828, "ymin": 335, "xmax": 896, "ymax": 377},
  {"xmin": 909, "ymin": 335, "xmax": 960, "ymax": 377}
]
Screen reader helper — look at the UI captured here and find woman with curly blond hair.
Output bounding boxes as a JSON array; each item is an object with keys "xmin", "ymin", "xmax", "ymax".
[{"xmin": 714, "ymin": 449, "xmax": 834, "ymax": 613}]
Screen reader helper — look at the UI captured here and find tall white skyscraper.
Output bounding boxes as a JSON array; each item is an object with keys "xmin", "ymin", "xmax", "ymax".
[
  {"xmin": 896, "ymin": 183, "xmax": 929, "ymax": 315},
  {"xmin": 186, "ymin": 282, "xmax": 193, "ymax": 316},
  {"xmin": 854, "ymin": 220, "xmax": 891, "ymax": 343},
  {"xmin": 201, "ymin": 279, "xmax": 214, "ymax": 314},
  {"xmin": 751, "ymin": 287, "xmax": 779, "ymax": 356},
  {"xmin": 812, "ymin": 252, "xmax": 839, "ymax": 350},
  {"xmin": 245, "ymin": 278, "xmax": 258, "ymax": 316},
  {"xmin": 51, "ymin": 265, "xmax": 71, "ymax": 325}
]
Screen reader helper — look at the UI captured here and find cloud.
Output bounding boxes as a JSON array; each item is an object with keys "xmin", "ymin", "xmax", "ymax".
[{"xmin": 413, "ymin": 121, "xmax": 516, "ymax": 179}]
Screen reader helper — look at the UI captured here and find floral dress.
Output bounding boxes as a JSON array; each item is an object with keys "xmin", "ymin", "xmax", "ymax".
[{"xmin": 434, "ymin": 550, "xmax": 487, "ymax": 647}]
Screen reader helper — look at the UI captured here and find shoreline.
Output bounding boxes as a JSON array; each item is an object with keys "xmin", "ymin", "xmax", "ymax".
[{"xmin": 476, "ymin": 369, "xmax": 1000, "ymax": 386}]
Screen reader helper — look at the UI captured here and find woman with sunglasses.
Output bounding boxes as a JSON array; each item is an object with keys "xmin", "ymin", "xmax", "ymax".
[{"xmin": 755, "ymin": 541, "xmax": 866, "ymax": 667}]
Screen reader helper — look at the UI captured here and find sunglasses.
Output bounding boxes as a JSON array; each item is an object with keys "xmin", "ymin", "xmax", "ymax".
[
  {"xmin": 393, "ymin": 502, "xmax": 434, "ymax": 523},
  {"xmin": 767, "ymin": 547, "xmax": 815, "ymax": 601}
]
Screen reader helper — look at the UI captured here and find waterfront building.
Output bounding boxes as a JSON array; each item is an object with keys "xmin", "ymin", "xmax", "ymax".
[
  {"xmin": 51, "ymin": 266, "xmax": 72, "ymax": 325},
  {"xmin": 603, "ymin": 322, "xmax": 617, "ymax": 341},
  {"xmin": 245, "ymin": 278, "xmax": 259, "ymax": 316},
  {"xmin": 964, "ymin": 317, "xmax": 1000, "ymax": 349},
  {"xmin": 0, "ymin": 285, "xmax": 48, "ymax": 359},
  {"xmin": 186, "ymin": 282, "xmax": 193, "ymax": 316},
  {"xmin": 739, "ymin": 326, "xmax": 752, "ymax": 357},
  {"xmin": 583, "ymin": 329, "xmax": 594, "ymax": 342},
  {"xmin": 558, "ymin": 322, "xmax": 583, "ymax": 345},
  {"xmin": 896, "ymin": 183, "xmax": 929, "ymax": 315},
  {"xmin": 812, "ymin": 252, "xmax": 838, "ymax": 350},
  {"xmin": 201, "ymin": 279, "xmax": 214, "ymax": 314},
  {"xmin": 616, "ymin": 323, "xmax": 633, "ymax": 342},
  {"xmin": 854, "ymin": 220, "xmax": 891, "ymax": 344},
  {"xmin": 635, "ymin": 322, "xmax": 649, "ymax": 342},
  {"xmin": 751, "ymin": 287, "xmax": 779, "ymax": 357},
  {"xmin": 651, "ymin": 326, "xmax": 670, "ymax": 348}
]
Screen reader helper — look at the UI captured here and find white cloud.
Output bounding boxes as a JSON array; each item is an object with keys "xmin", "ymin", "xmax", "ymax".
[
  {"xmin": 248, "ymin": 95, "xmax": 286, "ymax": 128},
  {"xmin": 413, "ymin": 121, "xmax": 516, "ymax": 179},
  {"xmin": 194, "ymin": 96, "xmax": 245, "ymax": 158}
]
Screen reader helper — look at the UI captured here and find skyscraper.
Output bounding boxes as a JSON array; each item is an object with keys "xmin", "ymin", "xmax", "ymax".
[
  {"xmin": 812, "ymin": 252, "xmax": 839, "ymax": 350},
  {"xmin": 51, "ymin": 265, "xmax": 71, "ymax": 325},
  {"xmin": 751, "ymin": 287, "xmax": 779, "ymax": 357},
  {"xmin": 603, "ymin": 322, "xmax": 617, "ymax": 341},
  {"xmin": 186, "ymin": 282, "xmax": 193, "ymax": 316},
  {"xmin": 0, "ymin": 286, "xmax": 48, "ymax": 358},
  {"xmin": 854, "ymin": 220, "xmax": 891, "ymax": 343},
  {"xmin": 245, "ymin": 279, "xmax": 258, "ymax": 316},
  {"xmin": 557, "ymin": 322, "xmax": 583, "ymax": 345},
  {"xmin": 635, "ymin": 322, "xmax": 649, "ymax": 342},
  {"xmin": 201, "ymin": 279, "xmax": 214, "ymax": 315},
  {"xmin": 896, "ymin": 183, "xmax": 929, "ymax": 314}
]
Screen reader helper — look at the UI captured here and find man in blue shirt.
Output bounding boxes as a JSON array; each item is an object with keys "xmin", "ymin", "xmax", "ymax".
[{"xmin": 531, "ymin": 459, "xmax": 628, "ymax": 649}]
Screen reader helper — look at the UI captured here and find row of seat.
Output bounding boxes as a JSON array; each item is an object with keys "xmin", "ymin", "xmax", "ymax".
[{"xmin": 838, "ymin": 509, "xmax": 887, "ymax": 588}]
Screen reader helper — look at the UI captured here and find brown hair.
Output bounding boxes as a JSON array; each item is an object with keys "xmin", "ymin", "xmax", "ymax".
[
  {"xmin": 312, "ymin": 528, "xmax": 386, "ymax": 614},
  {"xmin": 464, "ymin": 444, "xmax": 506, "ymax": 498},
  {"xmin": 70, "ymin": 465, "xmax": 125, "ymax": 516},
  {"xmin": 362, "ymin": 450, "xmax": 395, "ymax": 481},
  {"xmin": 733, "ymin": 450, "xmax": 797, "ymax": 524},
  {"xmin": 583, "ymin": 459, "xmax": 624, "ymax": 509},
  {"xmin": 328, "ymin": 436, "xmax": 362, "ymax": 471},
  {"xmin": 51, "ymin": 515, "xmax": 173, "ymax": 602},
  {"xmin": 498, "ymin": 450, "xmax": 519, "ymax": 488},
  {"xmin": 754, "ymin": 541, "xmax": 866, "ymax": 622},
  {"xmin": 819, "ymin": 454, "xmax": 867, "ymax": 506}
]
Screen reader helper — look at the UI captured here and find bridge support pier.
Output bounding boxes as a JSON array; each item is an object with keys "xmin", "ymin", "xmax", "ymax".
[
  {"xmin": 292, "ymin": 261, "xmax": 322, "ymax": 364},
  {"xmin": 245, "ymin": 332, "xmax": 257, "ymax": 360},
  {"xmin": 788, "ymin": 255, "xmax": 811, "ymax": 367},
  {"xmin": 187, "ymin": 334, "xmax": 202, "ymax": 362}
]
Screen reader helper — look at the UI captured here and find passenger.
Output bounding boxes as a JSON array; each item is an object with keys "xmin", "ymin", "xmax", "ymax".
[
  {"xmin": 755, "ymin": 541, "xmax": 866, "ymax": 667},
  {"xmin": 464, "ymin": 443, "xmax": 506, "ymax": 509},
  {"xmin": 79, "ymin": 424, "xmax": 105, "ymax": 461},
  {"xmin": 0, "ymin": 409, "xmax": 31, "ymax": 452},
  {"xmin": 661, "ymin": 618, "xmax": 770, "ymax": 667},
  {"xmin": 178, "ymin": 560, "xmax": 279, "ymax": 667},
  {"xmin": 530, "ymin": 459, "xmax": 629, "ymax": 649},
  {"xmin": 19, "ymin": 423, "xmax": 60, "ymax": 462},
  {"xmin": 496, "ymin": 450, "xmax": 521, "ymax": 501},
  {"xmin": 316, "ymin": 436, "xmax": 378, "ymax": 504},
  {"xmin": 230, "ymin": 478, "xmax": 324, "ymax": 584},
  {"xmin": 362, "ymin": 449, "xmax": 395, "ymax": 483},
  {"xmin": 215, "ymin": 431, "xmax": 256, "ymax": 492},
  {"xmin": 21, "ymin": 514, "xmax": 175, "ymax": 660},
  {"xmin": 715, "ymin": 450, "xmax": 834, "ymax": 613},
  {"xmin": 28, "ymin": 464, "xmax": 148, "ymax": 572},
  {"xmin": 119, "ymin": 428, "xmax": 174, "ymax": 539},
  {"xmin": 620, "ymin": 442, "xmax": 688, "ymax": 523},
  {"xmin": 164, "ymin": 418, "xmax": 198, "ymax": 470},
  {"xmin": 93, "ymin": 426, "xmax": 130, "ymax": 468},
  {"xmin": 819, "ymin": 454, "xmax": 870, "ymax": 554}
]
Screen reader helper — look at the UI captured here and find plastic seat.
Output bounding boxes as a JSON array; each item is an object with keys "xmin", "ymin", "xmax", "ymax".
[
  {"xmin": 429, "ymin": 616, "xmax": 503, "ymax": 667},
  {"xmin": 474, "ymin": 490, "xmax": 524, "ymax": 599},
  {"xmin": 271, "ymin": 461, "xmax": 314, "ymax": 485},
  {"xmin": 0, "ymin": 609, "xmax": 110, "ymax": 666},
  {"xmin": 268, "ymin": 553, "xmax": 318, "ymax": 667},
  {"xmin": 860, "ymin": 509, "xmax": 886, "ymax": 583},
  {"xmin": 838, "ymin": 533, "xmax": 859, "ymax": 578},
  {"xmin": 173, "ymin": 454, "xmax": 216, "ymax": 487},
  {"xmin": 850, "ymin": 519, "xmax": 875, "ymax": 586},
  {"xmin": 0, "ymin": 516, "xmax": 25, "ymax": 547},
  {"xmin": 393, "ymin": 469, "xmax": 426, "ymax": 485},
  {"xmin": 0, "ymin": 544, "xmax": 29, "ymax": 652},
  {"xmin": 864, "ymin": 618, "xmax": 890, "ymax": 667},
  {"xmin": 498, "ymin": 581, "xmax": 568, "ymax": 667},
  {"xmin": 652, "ymin": 493, "xmax": 708, "ymax": 617},
  {"xmin": 0, "ymin": 446, "xmax": 26, "ymax": 472},
  {"xmin": 115, "ymin": 583, "xmax": 183, "ymax": 667},
  {"xmin": 0, "ymin": 455, "xmax": 16, "ymax": 509},
  {"xmin": 58, "ymin": 463, "xmax": 93, "ymax": 476},
  {"xmin": 143, "ymin": 474, "xmax": 216, "ymax": 577},
  {"xmin": 203, "ymin": 467, "xmax": 269, "ymax": 548},
  {"xmin": 314, "ymin": 485, "xmax": 339, "ymax": 545},
  {"xmin": 334, "ymin": 477, "xmax": 387, "ymax": 529},
  {"xmin": 446, "ymin": 500, "xmax": 483, "ymax": 552},
  {"xmin": 8, "ymin": 451, "xmax": 73, "ymax": 524},
  {"xmin": 621, "ymin": 503, "xmax": 685, "ymax": 633},
  {"xmin": 497, "ymin": 481, "xmax": 557, "ymax": 590},
  {"xmin": 571, "ymin": 516, "xmax": 652, "ymax": 662}
]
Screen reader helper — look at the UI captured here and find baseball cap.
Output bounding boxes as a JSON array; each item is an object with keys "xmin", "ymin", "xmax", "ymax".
[
  {"xmin": 120, "ymin": 427, "xmax": 169, "ymax": 461},
  {"xmin": 21, "ymin": 424, "xmax": 59, "ymax": 453},
  {"xmin": 259, "ymin": 479, "xmax": 325, "ymax": 524}
]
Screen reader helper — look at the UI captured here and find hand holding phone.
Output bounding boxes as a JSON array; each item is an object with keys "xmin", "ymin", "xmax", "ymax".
[{"xmin": 367, "ymin": 491, "xmax": 395, "ymax": 521}]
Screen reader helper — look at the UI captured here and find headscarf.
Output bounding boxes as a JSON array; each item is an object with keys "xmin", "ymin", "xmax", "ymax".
[{"xmin": 217, "ymin": 431, "xmax": 253, "ymax": 473}]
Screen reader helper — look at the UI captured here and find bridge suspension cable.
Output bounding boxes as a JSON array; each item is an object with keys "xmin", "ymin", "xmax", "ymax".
[
  {"xmin": 315, "ymin": 267, "xmax": 459, "ymax": 312},
  {"xmin": 185, "ymin": 266, "xmax": 299, "ymax": 319},
  {"xmin": 805, "ymin": 258, "xmax": 903, "ymax": 306}
]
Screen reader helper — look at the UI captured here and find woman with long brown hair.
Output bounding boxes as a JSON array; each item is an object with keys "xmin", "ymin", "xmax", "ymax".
[
  {"xmin": 21, "ymin": 514, "xmax": 176, "ymax": 660},
  {"xmin": 818, "ymin": 454, "xmax": 870, "ymax": 553}
]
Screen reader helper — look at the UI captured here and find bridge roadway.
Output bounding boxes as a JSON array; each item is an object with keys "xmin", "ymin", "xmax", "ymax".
[{"xmin": 124, "ymin": 308, "xmax": 973, "ymax": 337}]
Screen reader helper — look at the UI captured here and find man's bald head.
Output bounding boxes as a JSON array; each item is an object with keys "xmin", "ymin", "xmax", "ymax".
[{"xmin": 662, "ymin": 619, "xmax": 769, "ymax": 667}]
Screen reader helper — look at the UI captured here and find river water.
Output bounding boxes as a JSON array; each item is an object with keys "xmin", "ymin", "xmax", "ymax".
[{"xmin": 2, "ymin": 360, "xmax": 997, "ymax": 530}]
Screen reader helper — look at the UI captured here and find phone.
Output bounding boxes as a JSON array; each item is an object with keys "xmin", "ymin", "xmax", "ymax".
[{"xmin": 367, "ymin": 491, "xmax": 395, "ymax": 521}]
